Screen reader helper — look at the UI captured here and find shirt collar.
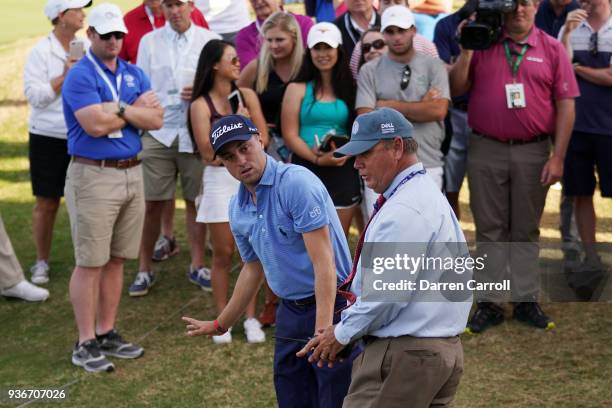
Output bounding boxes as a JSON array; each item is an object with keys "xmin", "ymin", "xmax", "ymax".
[
  {"xmin": 88, "ymin": 50, "xmax": 125, "ymax": 76},
  {"xmin": 237, "ymin": 154, "xmax": 278, "ymax": 207},
  {"xmin": 164, "ymin": 22, "xmax": 194, "ymax": 43},
  {"xmin": 382, "ymin": 162, "xmax": 424, "ymax": 200},
  {"xmin": 500, "ymin": 27, "xmax": 539, "ymax": 47},
  {"xmin": 577, "ymin": 15, "xmax": 612, "ymax": 33},
  {"xmin": 48, "ymin": 31, "xmax": 68, "ymax": 61},
  {"xmin": 349, "ymin": 9, "xmax": 377, "ymax": 33}
]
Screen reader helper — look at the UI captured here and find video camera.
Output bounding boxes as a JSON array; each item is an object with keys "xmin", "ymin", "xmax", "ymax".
[{"xmin": 459, "ymin": 0, "xmax": 518, "ymax": 50}]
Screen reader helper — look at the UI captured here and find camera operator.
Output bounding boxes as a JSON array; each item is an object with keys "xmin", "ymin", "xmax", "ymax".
[{"xmin": 449, "ymin": 0, "xmax": 579, "ymax": 334}]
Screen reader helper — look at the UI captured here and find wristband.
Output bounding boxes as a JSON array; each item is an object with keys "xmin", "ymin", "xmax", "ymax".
[{"xmin": 213, "ymin": 319, "xmax": 227, "ymax": 334}]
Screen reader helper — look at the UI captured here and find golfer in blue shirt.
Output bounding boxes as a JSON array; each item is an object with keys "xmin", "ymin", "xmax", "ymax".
[{"xmin": 182, "ymin": 115, "xmax": 356, "ymax": 407}]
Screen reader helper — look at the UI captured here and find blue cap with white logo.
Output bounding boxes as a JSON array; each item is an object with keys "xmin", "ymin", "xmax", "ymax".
[
  {"xmin": 334, "ymin": 108, "xmax": 414, "ymax": 157},
  {"xmin": 209, "ymin": 115, "xmax": 260, "ymax": 158}
]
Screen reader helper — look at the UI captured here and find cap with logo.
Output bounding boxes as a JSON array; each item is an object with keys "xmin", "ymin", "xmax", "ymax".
[
  {"xmin": 88, "ymin": 3, "xmax": 128, "ymax": 35},
  {"xmin": 210, "ymin": 115, "xmax": 260, "ymax": 158},
  {"xmin": 334, "ymin": 108, "xmax": 414, "ymax": 157},
  {"xmin": 307, "ymin": 22, "xmax": 343, "ymax": 49},
  {"xmin": 381, "ymin": 5, "xmax": 416, "ymax": 32},
  {"xmin": 44, "ymin": 0, "xmax": 92, "ymax": 21}
]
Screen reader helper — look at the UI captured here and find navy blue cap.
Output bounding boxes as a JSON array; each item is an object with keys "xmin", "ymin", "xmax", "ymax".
[
  {"xmin": 335, "ymin": 108, "xmax": 414, "ymax": 157},
  {"xmin": 210, "ymin": 115, "xmax": 260, "ymax": 158}
]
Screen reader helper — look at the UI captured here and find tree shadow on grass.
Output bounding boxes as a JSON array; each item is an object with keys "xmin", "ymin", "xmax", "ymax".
[
  {"xmin": 0, "ymin": 139, "xmax": 27, "ymax": 159},
  {"xmin": 0, "ymin": 168, "xmax": 29, "ymax": 183}
]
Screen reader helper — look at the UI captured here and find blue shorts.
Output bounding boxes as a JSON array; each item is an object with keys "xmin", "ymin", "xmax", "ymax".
[{"xmin": 563, "ymin": 131, "xmax": 612, "ymax": 198}]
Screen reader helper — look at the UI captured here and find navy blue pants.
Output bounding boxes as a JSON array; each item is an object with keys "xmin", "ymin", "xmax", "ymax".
[{"xmin": 274, "ymin": 297, "xmax": 359, "ymax": 408}]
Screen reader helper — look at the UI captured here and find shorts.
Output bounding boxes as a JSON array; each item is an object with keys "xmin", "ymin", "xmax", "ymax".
[
  {"xmin": 140, "ymin": 133, "xmax": 204, "ymax": 202},
  {"xmin": 196, "ymin": 165, "xmax": 240, "ymax": 223},
  {"xmin": 563, "ymin": 131, "xmax": 612, "ymax": 197},
  {"xmin": 292, "ymin": 154, "xmax": 361, "ymax": 208},
  {"xmin": 64, "ymin": 161, "xmax": 145, "ymax": 268},
  {"xmin": 28, "ymin": 133, "xmax": 71, "ymax": 197}
]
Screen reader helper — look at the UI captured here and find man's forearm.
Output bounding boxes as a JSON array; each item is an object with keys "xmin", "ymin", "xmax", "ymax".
[
  {"xmin": 449, "ymin": 50, "xmax": 472, "ymax": 97},
  {"xmin": 123, "ymin": 105, "xmax": 164, "ymax": 130},
  {"xmin": 553, "ymin": 98, "xmax": 575, "ymax": 160},
  {"xmin": 378, "ymin": 99, "xmax": 448, "ymax": 122},
  {"xmin": 217, "ymin": 262, "xmax": 265, "ymax": 329},
  {"xmin": 313, "ymin": 263, "xmax": 337, "ymax": 332},
  {"xmin": 575, "ymin": 65, "xmax": 612, "ymax": 87}
]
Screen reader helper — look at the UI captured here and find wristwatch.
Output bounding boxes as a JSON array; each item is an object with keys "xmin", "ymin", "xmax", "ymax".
[{"xmin": 117, "ymin": 101, "xmax": 127, "ymax": 118}]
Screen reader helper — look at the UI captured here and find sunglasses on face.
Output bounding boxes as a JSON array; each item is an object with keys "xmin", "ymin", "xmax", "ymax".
[
  {"xmin": 400, "ymin": 64, "xmax": 411, "ymax": 90},
  {"xmin": 362, "ymin": 39, "xmax": 385, "ymax": 54},
  {"xmin": 229, "ymin": 56, "xmax": 240, "ymax": 65},
  {"xmin": 589, "ymin": 32, "xmax": 598, "ymax": 55},
  {"xmin": 98, "ymin": 31, "xmax": 125, "ymax": 41}
]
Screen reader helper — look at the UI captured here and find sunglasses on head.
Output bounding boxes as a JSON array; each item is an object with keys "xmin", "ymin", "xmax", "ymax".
[
  {"xmin": 400, "ymin": 65, "xmax": 411, "ymax": 90},
  {"xmin": 589, "ymin": 32, "xmax": 598, "ymax": 55},
  {"xmin": 362, "ymin": 39, "xmax": 385, "ymax": 54},
  {"xmin": 98, "ymin": 31, "xmax": 125, "ymax": 41}
]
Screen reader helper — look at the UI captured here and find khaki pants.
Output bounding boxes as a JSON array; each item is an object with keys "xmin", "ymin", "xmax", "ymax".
[
  {"xmin": 467, "ymin": 134, "xmax": 550, "ymax": 300},
  {"xmin": 0, "ymin": 215, "xmax": 24, "ymax": 290},
  {"xmin": 344, "ymin": 336, "xmax": 464, "ymax": 408}
]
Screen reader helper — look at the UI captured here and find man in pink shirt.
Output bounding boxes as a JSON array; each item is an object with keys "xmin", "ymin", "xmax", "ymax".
[
  {"xmin": 450, "ymin": 0, "xmax": 579, "ymax": 334},
  {"xmin": 235, "ymin": 0, "xmax": 313, "ymax": 70},
  {"xmin": 120, "ymin": 0, "xmax": 209, "ymax": 63}
]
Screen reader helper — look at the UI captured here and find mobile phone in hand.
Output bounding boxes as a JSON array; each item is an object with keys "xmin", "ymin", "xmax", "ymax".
[
  {"xmin": 228, "ymin": 89, "xmax": 244, "ymax": 112},
  {"xmin": 320, "ymin": 133, "xmax": 349, "ymax": 152},
  {"xmin": 69, "ymin": 39, "xmax": 85, "ymax": 60}
]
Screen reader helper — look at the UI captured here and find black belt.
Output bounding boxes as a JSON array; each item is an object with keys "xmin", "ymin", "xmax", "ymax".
[
  {"xmin": 285, "ymin": 295, "xmax": 316, "ymax": 306},
  {"xmin": 453, "ymin": 101, "xmax": 469, "ymax": 112},
  {"xmin": 473, "ymin": 131, "xmax": 550, "ymax": 145}
]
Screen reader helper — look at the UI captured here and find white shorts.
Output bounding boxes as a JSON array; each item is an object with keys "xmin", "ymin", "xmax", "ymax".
[{"xmin": 196, "ymin": 166, "xmax": 240, "ymax": 223}]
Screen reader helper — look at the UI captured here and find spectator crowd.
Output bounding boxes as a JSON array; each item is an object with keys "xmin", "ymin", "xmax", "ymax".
[{"xmin": 1, "ymin": 0, "xmax": 610, "ymax": 405}]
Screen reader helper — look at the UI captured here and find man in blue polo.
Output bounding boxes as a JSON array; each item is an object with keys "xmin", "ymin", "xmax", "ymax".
[
  {"xmin": 62, "ymin": 3, "xmax": 163, "ymax": 373},
  {"xmin": 182, "ymin": 115, "xmax": 355, "ymax": 407}
]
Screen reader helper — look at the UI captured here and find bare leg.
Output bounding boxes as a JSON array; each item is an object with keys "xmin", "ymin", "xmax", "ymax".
[
  {"xmin": 160, "ymin": 199, "xmax": 176, "ymax": 239},
  {"xmin": 138, "ymin": 201, "xmax": 166, "ymax": 273},
  {"xmin": 337, "ymin": 207, "xmax": 356, "ymax": 237},
  {"xmin": 208, "ymin": 222, "xmax": 235, "ymax": 314},
  {"xmin": 446, "ymin": 192, "xmax": 460, "ymax": 220},
  {"xmin": 186, "ymin": 200, "xmax": 206, "ymax": 269},
  {"xmin": 352, "ymin": 206, "xmax": 365, "ymax": 235},
  {"xmin": 96, "ymin": 257, "xmax": 124, "ymax": 335},
  {"xmin": 32, "ymin": 197, "xmax": 60, "ymax": 262},
  {"xmin": 574, "ymin": 196, "xmax": 597, "ymax": 261},
  {"xmin": 69, "ymin": 265, "xmax": 102, "ymax": 344}
]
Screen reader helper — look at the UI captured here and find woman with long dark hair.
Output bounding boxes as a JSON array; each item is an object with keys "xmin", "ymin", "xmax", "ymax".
[
  {"xmin": 188, "ymin": 39, "xmax": 268, "ymax": 344},
  {"xmin": 281, "ymin": 22, "xmax": 360, "ymax": 236}
]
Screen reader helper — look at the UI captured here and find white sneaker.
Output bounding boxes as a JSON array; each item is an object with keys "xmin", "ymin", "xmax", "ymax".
[
  {"xmin": 1, "ymin": 280, "xmax": 49, "ymax": 302},
  {"xmin": 212, "ymin": 328, "xmax": 232, "ymax": 344},
  {"xmin": 30, "ymin": 260, "xmax": 49, "ymax": 284},
  {"xmin": 243, "ymin": 318, "xmax": 266, "ymax": 343}
]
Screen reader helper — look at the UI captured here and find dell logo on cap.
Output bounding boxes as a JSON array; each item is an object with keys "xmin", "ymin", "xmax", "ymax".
[{"xmin": 380, "ymin": 122, "xmax": 395, "ymax": 134}]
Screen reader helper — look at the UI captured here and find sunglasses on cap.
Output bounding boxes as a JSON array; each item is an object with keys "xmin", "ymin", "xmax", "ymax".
[
  {"xmin": 362, "ymin": 39, "xmax": 385, "ymax": 54},
  {"xmin": 98, "ymin": 31, "xmax": 125, "ymax": 41}
]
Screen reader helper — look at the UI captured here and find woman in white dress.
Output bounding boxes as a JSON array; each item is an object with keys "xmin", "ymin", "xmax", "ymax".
[{"xmin": 188, "ymin": 40, "xmax": 269, "ymax": 344}]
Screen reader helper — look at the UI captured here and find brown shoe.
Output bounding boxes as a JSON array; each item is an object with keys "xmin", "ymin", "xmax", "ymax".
[{"xmin": 258, "ymin": 301, "xmax": 278, "ymax": 327}]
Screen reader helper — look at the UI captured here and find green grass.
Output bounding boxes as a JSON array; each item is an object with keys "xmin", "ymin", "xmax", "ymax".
[
  {"xmin": 0, "ymin": 1, "xmax": 144, "ymax": 46},
  {"xmin": 1, "ymin": 8, "xmax": 612, "ymax": 408}
]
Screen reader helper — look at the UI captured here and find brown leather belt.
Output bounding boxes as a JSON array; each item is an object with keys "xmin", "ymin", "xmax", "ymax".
[
  {"xmin": 72, "ymin": 155, "xmax": 141, "ymax": 169},
  {"xmin": 473, "ymin": 131, "xmax": 550, "ymax": 145}
]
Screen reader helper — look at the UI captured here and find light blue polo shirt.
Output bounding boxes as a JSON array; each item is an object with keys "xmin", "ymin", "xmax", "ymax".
[
  {"xmin": 229, "ymin": 155, "xmax": 352, "ymax": 300},
  {"xmin": 62, "ymin": 52, "xmax": 151, "ymax": 160}
]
